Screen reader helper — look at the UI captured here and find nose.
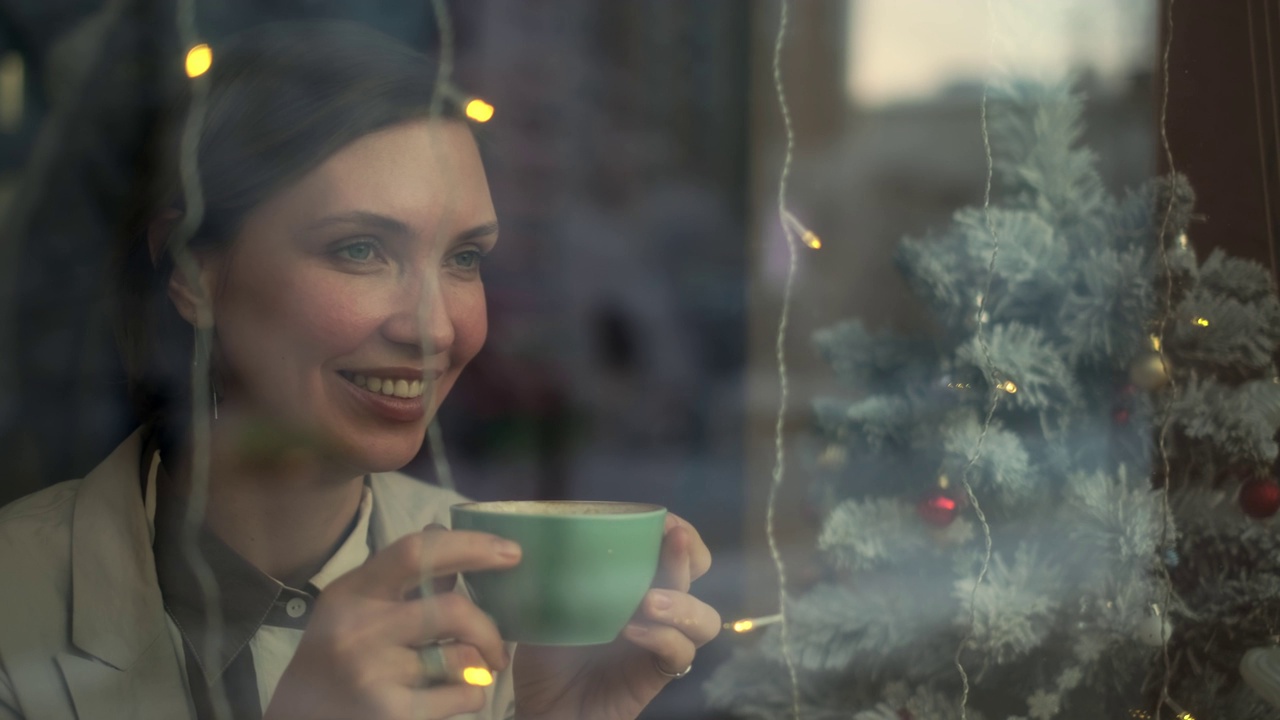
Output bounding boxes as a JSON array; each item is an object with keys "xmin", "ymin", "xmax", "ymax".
[{"xmin": 382, "ymin": 276, "xmax": 454, "ymax": 357}]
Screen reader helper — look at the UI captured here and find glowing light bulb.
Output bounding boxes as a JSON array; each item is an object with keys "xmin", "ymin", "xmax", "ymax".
[
  {"xmin": 465, "ymin": 98, "xmax": 495, "ymax": 123},
  {"xmin": 726, "ymin": 613, "xmax": 783, "ymax": 633},
  {"xmin": 462, "ymin": 667, "xmax": 494, "ymax": 686},
  {"xmin": 801, "ymin": 231, "xmax": 822, "ymax": 250},
  {"xmin": 1193, "ymin": 317, "xmax": 1209, "ymax": 327},
  {"xmin": 1149, "ymin": 334, "xmax": 1162, "ymax": 352},
  {"xmin": 998, "ymin": 380, "xmax": 1018, "ymax": 394},
  {"xmin": 185, "ymin": 44, "xmax": 212, "ymax": 78}
]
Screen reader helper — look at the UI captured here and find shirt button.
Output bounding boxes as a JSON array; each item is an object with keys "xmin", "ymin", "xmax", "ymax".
[{"xmin": 286, "ymin": 597, "xmax": 307, "ymax": 618}]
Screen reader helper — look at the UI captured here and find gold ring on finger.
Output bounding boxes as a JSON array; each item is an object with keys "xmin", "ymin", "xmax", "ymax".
[
  {"xmin": 420, "ymin": 643, "xmax": 450, "ymax": 685},
  {"xmin": 653, "ymin": 657, "xmax": 692, "ymax": 679}
]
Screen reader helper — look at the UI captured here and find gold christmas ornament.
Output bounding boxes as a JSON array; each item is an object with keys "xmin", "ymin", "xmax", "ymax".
[
  {"xmin": 1129, "ymin": 352, "xmax": 1171, "ymax": 391},
  {"xmin": 817, "ymin": 444, "xmax": 847, "ymax": 469}
]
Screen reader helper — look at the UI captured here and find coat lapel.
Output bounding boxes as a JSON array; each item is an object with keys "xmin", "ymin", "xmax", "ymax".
[
  {"xmin": 60, "ymin": 430, "xmax": 192, "ymax": 718},
  {"xmin": 56, "ymin": 635, "xmax": 191, "ymax": 720}
]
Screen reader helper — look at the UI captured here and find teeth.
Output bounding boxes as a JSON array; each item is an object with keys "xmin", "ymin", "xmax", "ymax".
[{"xmin": 347, "ymin": 373, "xmax": 427, "ymax": 399}]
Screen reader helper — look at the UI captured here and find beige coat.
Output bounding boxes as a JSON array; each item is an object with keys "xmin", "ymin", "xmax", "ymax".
[{"xmin": 0, "ymin": 430, "xmax": 514, "ymax": 719}]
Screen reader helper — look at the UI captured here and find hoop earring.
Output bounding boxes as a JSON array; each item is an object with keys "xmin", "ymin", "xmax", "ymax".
[{"xmin": 193, "ymin": 332, "xmax": 220, "ymax": 420}]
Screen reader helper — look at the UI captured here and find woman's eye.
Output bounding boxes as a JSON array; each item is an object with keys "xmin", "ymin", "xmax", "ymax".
[
  {"xmin": 451, "ymin": 250, "xmax": 485, "ymax": 270},
  {"xmin": 336, "ymin": 241, "xmax": 378, "ymax": 262}
]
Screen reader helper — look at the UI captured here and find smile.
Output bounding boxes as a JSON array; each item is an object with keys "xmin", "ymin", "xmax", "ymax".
[{"xmin": 339, "ymin": 372, "xmax": 427, "ymax": 399}]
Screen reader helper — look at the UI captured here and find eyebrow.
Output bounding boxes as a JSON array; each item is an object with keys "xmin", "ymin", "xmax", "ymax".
[{"xmin": 305, "ymin": 211, "xmax": 499, "ymax": 243}]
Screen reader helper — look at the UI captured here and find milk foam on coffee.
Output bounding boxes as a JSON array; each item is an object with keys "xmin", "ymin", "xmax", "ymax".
[{"xmin": 465, "ymin": 501, "xmax": 661, "ymax": 515}]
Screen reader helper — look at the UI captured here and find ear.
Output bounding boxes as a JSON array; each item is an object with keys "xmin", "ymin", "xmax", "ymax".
[
  {"xmin": 146, "ymin": 209, "xmax": 182, "ymax": 266},
  {"xmin": 149, "ymin": 211, "xmax": 218, "ymax": 328}
]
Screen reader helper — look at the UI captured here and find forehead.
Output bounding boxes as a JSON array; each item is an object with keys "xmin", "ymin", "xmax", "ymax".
[{"xmin": 254, "ymin": 119, "xmax": 493, "ymax": 234}]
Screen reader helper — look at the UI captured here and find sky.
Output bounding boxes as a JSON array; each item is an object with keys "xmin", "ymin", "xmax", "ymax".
[{"xmin": 847, "ymin": 0, "xmax": 1159, "ymax": 107}]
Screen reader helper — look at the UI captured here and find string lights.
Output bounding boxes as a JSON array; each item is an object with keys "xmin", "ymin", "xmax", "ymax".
[
  {"xmin": 185, "ymin": 43, "xmax": 212, "ymax": 78},
  {"xmin": 464, "ymin": 98, "xmax": 495, "ymax": 123},
  {"xmin": 724, "ymin": 613, "xmax": 785, "ymax": 633},
  {"xmin": 783, "ymin": 210, "xmax": 823, "ymax": 250},
  {"xmin": 462, "ymin": 667, "xmax": 494, "ymax": 687}
]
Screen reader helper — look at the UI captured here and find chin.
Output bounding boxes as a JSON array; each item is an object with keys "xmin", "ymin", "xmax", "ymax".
[{"xmin": 339, "ymin": 431, "xmax": 426, "ymax": 475}]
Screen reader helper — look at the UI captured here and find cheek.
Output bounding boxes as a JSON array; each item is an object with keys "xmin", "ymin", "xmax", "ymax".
[
  {"xmin": 217, "ymin": 263, "xmax": 382, "ymax": 379},
  {"xmin": 451, "ymin": 287, "xmax": 488, "ymax": 368}
]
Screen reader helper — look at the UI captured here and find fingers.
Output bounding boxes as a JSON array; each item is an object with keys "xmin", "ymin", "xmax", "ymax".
[
  {"xmin": 389, "ymin": 684, "xmax": 488, "ymax": 720},
  {"xmin": 654, "ymin": 524, "xmax": 692, "ymax": 591},
  {"xmin": 382, "ymin": 644, "xmax": 490, "ymax": 688},
  {"xmin": 338, "ymin": 527, "xmax": 521, "ymax": 601},
  {"xmin": 393, "ymin": 593, "xmax": 509, "ymax": 671},
  {"xmin": 665, "ymin": 513, "xmax": 712, "ymax": 581},
  {"xmin": 636, "ymin": 589, "xmax": 722, "ymax": 647},
  {"xmin": 622, "ymin": 622, "xmax": 696, "ymax": 681}
]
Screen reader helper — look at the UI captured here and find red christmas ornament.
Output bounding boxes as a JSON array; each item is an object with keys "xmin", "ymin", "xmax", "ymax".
[
  {"xmin": 917, "ymin": 489, "xmax": 960, "ymax": 527},
  {"xmin": 1239, "ymin": 475, "xmax": 1280, "ymax": 519}
]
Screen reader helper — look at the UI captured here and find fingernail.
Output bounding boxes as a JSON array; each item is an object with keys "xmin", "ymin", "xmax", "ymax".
[
  {"xmin": 626, "ymin": 623, "xmax": 648, "ymax": 635},
  {"xmin": 494, "ymin": 538, "xmax": 521, "ymax": 559},
  {"xmin": 651, "ymin": 591, "xmax": 672, "ymax": 611}
]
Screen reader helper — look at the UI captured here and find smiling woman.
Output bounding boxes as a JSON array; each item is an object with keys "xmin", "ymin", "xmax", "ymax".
[
  {"xmin": 174, "ymin": 118, "xmax": 497, "ymax": 471},
  {"xmin": 0, "ymin": 19, "xmax": 719, "ymax": 720}
]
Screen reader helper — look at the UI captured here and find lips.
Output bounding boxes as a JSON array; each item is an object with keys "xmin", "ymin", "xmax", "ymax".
[
  {"xmin": 346, "ymin": 373, "xmax": 425, "ymax": 398},
  {"xmin": 336, "ymin": 370, "xmax": 436, "ymax": 422}
]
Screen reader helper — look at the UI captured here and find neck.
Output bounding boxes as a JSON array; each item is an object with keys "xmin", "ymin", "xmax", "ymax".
[{"xmin": 168, "ymin": 412, "xmax": 367, "ymax": 589}]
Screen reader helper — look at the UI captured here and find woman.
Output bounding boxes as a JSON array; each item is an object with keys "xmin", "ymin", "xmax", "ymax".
[{"xmin": 0, "ymin": 20, "xmax": 719, "ymax": 720}]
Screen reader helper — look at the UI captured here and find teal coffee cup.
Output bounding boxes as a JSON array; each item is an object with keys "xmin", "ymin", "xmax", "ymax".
[{"xmin": 450, "ymin": 501, "xmax": 667, "ymax": 646}]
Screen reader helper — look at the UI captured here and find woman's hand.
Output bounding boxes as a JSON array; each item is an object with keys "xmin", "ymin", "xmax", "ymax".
[
  {"xmin": 263, "ymin": 527, "xmax": 521, "ymax": 720},
  {"xmin": 512, "ymin": 513, "xmax": 720, "ymax": 720}
]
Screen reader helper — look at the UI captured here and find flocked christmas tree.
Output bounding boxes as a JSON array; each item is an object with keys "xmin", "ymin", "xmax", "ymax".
[{"xmin": 707, "ymin": 79, "xmax": 1280, "ymax": 719}]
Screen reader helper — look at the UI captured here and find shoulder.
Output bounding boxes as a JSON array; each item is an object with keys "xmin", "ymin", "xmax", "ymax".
[
  {"xmin": 0, "ymin": 480, "xmax": 79, "ymax": 561},
  {"xmin": 369, "ymin": 471, "xmax": 472, "ymax": 530},
  {"xmin": 0, "ymin": 482, "xmax": 79, "ymax": 655}
]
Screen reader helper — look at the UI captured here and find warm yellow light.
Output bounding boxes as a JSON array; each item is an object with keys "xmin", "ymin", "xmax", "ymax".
[
  {"xmin": 185, "ymin": 44, "xmax": 212, "ymax": 78},
  {"xmin": 465, "ymin": 98, "xmax": 495, "ymax": 123},
  {"xmin": 801, "ymin": 231, "xmax": 822, "ymax": 250},
  {"xmin": 998, "ymin": 380, "xmax": 1018, "ymax": 394},
  {"xmin": 937, "ymin": 474, "xmax": 950, "ymax": 490},
  {"xmin": 1193, "ymin": 317, "xmax": 1209, "ymax": 327},
  {"xmin": 1149, "ymin": 334, "xmax": 1162, "ymax": 352},
  {"xmin": 0, "ymin": 52, "xmax": 24, "ymax": 134},
  {"xmin": 462, "ymin": 667, "xmax": 494, "ymax": 686},
  {"xmin": 732, "ymin": 619, "xmax": 755, "ymax": 633}
]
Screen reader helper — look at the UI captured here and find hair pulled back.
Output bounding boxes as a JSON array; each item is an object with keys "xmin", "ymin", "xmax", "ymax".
[{"xmin": 113, "ymin": 20, "xmax": 464, "ymax": 449}]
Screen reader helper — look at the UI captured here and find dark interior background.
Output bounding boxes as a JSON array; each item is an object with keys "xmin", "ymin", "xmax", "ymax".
[
  {"xmin": 0, "ymin": 1, "xmax": 1277, "ymax": 718},
  {"xmin": 0, "ymin": 2, "xmax": 749, "ymax": 717}
]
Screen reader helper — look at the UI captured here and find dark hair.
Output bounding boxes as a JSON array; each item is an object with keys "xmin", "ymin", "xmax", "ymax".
[{"xmin": 112, "ymin": 20, "xmax": 466, "ymax": 448}]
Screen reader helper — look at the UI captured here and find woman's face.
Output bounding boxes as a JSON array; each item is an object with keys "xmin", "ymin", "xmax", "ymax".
[{"xmin": 206, "ymin": 119, "xmax": 496, "ymax": 474}]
